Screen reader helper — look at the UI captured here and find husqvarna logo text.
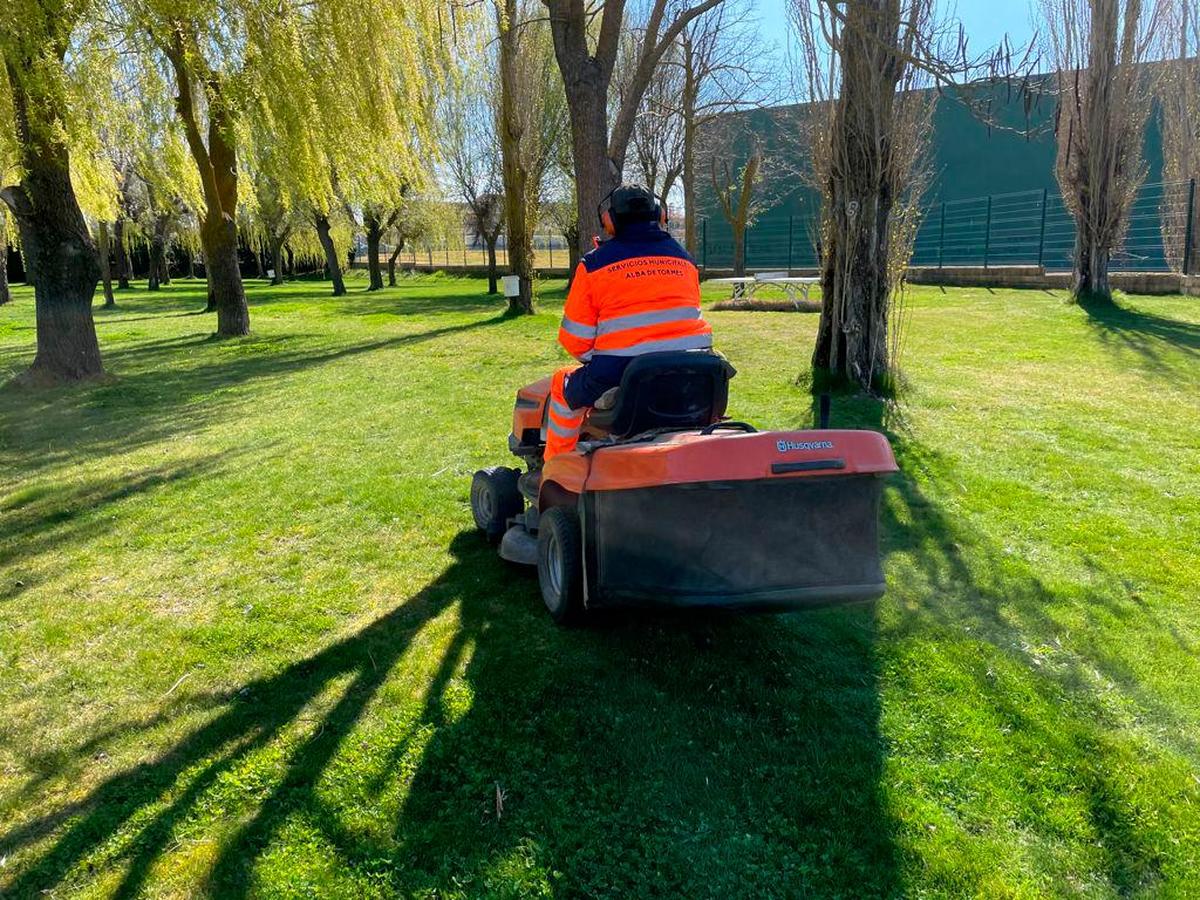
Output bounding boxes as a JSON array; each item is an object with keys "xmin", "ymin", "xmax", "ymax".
[{"xmin": 777, "ymin": 439, "xmax": 834, "ymax": 452}]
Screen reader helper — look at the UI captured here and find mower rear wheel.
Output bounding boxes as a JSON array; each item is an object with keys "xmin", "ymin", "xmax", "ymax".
[
  {"xmin": 471, "ymin": 467, "xmax": 522, "ymax": 541},
  {"xmin": 537, "ymin": 506, "xmax": 585, "ymax": 624}
]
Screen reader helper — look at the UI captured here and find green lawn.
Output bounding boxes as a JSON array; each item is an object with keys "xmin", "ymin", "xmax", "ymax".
[{"xmin": 1, "ymin": 273, "xmax": 1198, "ymax": 898}]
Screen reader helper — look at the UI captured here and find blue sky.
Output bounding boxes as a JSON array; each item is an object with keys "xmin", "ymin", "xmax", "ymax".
[{"xmin": 754, "ymin": 0, "xmax": 1040, "ymax": 82}]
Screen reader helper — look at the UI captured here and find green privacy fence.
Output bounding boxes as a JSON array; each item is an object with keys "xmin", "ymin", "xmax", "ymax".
[{"xmin": 698, "ymin": 179, "xmax": 1197, "ymax": 274}]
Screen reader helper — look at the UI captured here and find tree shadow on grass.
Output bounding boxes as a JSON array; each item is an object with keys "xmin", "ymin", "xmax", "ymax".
[
  {"xmin": 880, "ymin": 423, "xmax": 1191, "ymax": 893},
  {"xmin": 0, "ymin": 527, "xmax": 898, "ymax": 897},
  {"xmin": 0, "ymin": 535, "xmax": 482, "ymax": 897},
  {"xmin": 330, "ymin": 285, "xmax": 512, "ymax": 320},
  {"xmin": 92, "ymin": 309, "xmax": 209, "ymax": 326},
  {"xmin": 804, "ymin": 388, "xmax": 1193, "ymax": 892},
  {"xmin": 6, "ymin": 387, "xmax": 1193, "ymax": 895},
  {"xmin": 381, "ymin": 598, "xmax": 896, "ymax": 896},
  {"xmin": 328, "ymin": 275, "xmax": 567, "ymax": 320},
  {"xmin": 1, "ymin": 313, "xmax": 509, "ymax": 482},
  {"xmin": 0, "ymin": 453, "xmax": 234, "ymax": 573},
  {"xmin": 1082, "ymin": 296, "xmax": 1200, "ymax": 379}
]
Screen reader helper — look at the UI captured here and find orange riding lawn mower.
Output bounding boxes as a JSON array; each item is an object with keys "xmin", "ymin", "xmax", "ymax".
[{"xmin": 470, "ymin": 352, "xmax": 898, "ymax": 623}]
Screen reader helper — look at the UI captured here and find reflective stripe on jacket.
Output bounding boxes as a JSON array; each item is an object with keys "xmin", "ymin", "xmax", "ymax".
[{"xmin": 558, "ymin": 221, "xmax": 711, "ymax": 361}]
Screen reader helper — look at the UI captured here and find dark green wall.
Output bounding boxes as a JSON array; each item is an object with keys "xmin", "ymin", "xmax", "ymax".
[{"xmin": 696, "ymin": 77, "xmax": 1170, "ymax": 270}]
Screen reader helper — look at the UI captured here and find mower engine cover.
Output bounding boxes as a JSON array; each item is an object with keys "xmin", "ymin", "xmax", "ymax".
[{"xmin": 541, "ymin": 429, "xmax": 898, "ymax": 611}]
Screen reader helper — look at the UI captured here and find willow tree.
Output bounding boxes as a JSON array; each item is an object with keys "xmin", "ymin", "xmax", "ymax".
[
  {"xmin": 303, "ymin": 0, "xmax": 447, "ymax": 295},
  {"xmin": 238, "ymin": 8, "xmax": 347, "ymax": 295},
  {"xmin": 386, "ymin": 197, "xmax": 437, "ymax": 286},
  {"xmin": 0, "ymin": 0, "xmax": 104, "ymax": 382},
  {"xmin": 115, "ymin": 0, "xmax": 446, "ymax": 325},
  {"xmin": 111, "ymin": 4, "xmax": 254, "ymax": 333},
  {"xmin": 92, "ymin": 37, "xmax": 203, "ymax": 301},
  {"xmin": 1044, "ymin": 0, "xmax": 1168, "ymax": 303},
  {"xmin": 309, "ymin": 206, "xmax": 353, "ymax": 295},
  {"xmin": 542, "ymin": 0, "xmax": 726, "ymax": 256},
  {"xmin": 256, "ymin": 182, "xmax": 301, "ymax": 287}
]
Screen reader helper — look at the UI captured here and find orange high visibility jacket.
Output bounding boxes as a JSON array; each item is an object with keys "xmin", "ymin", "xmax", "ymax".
[{"xmin": 558, "ymin": 222, "xmax": 712, "ymax": 361}]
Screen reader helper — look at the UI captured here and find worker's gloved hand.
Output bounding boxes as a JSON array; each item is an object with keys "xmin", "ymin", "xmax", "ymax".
[{"xmin": 594, "ymin": 387, "xmax": 620, "ymax": 411}]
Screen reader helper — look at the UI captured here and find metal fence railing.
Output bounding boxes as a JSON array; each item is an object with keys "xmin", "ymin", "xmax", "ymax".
[
  {"xmin": 372, "ymin": 232, "xmax": 571, "ymax": 272},
  {"xmin": 367, "ymin": 180, "xmax": 1198, "ymax": 278},
  {"xmin": 371, "ymin": 223, "xmax": 689, "ymax": 273},
  {"xmin": 697, "ymin": 179, "xmax": 1198, "ymax": 275}
]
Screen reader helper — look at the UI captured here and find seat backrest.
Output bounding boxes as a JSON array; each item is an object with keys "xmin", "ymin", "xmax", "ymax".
[{"xmin": 586, "ymin": 351, "xmax": 735, "ymax": 439}]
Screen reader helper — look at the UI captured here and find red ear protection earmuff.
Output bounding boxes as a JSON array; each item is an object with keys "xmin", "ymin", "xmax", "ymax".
[
  {"xmin": 598, "ymin": 187, "xmax": 618, "ymax": 237},
  {"xmin": 601, "ymin": 207, "xmax": 616, "ymax": 237}
]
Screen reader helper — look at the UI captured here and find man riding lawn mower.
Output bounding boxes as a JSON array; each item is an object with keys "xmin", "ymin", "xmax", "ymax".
[{"xmin": 471, "ymin": 185, "xmax": 898, "ymax": 623}]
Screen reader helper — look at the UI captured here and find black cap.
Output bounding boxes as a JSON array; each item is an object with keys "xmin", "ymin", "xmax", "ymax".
[{"xmin": 607, "ymin": 184, "xmax": 660, "ymax": 226}]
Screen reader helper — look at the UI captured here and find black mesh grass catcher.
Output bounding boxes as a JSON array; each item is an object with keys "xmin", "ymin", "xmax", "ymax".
[{"xmin": 580, "ymin": 475, "xmax": 888, "ymax": 610}]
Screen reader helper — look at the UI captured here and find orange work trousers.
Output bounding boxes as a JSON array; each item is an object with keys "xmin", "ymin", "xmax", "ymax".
[{"xmin": 545, "ymin": 365, "xmax": 585, "ymax": 460}]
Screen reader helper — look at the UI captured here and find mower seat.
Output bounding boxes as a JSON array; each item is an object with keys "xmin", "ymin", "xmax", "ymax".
[{"xmin": 584, "ymin": 351, "xmax": 735, "ymax": 440}]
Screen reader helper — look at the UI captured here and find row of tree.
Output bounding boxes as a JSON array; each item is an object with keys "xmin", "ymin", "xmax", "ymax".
[
  {"xmin": 0, "ymin": 0, "xmax": 771, "ymax": 384},
  {"xmin": 441, "ymin": 0, "xmax": 775, "ymax": 308},
  {"xmin": 787, "ymin": 0, "xmax": 1181, "ymax": 390},
  {"xmin": 2, "ymin": 0, "xmax": 1196, "ymax": 393},
  {"xmin": 1, "ymin": 0, "xmax": 448, "ymax": 382}
]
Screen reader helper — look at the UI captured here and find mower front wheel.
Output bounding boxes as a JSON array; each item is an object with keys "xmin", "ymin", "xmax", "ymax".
[
  {"xmin": 537, "ymin": 506, "xmax": 585, "ymax": 624},
  {"xmin": 471, "ymin": 467, "xmax": 522, "ymax": 541}
]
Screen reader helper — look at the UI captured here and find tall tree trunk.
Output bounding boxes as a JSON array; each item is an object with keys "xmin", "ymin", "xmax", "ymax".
[
  {"xmin": 285, "ymin": 244, "xmax": 294, "ymax": 276},
  {"xmin": 1074, "ymin": 227, "xmax": 1111, "ymax": 300},
  {"xmin": 682, "ymin": 104, "xmax": 699, "ymax": 258},
  {"xmin": 270, "ymin": 234, "xmax": 285, "ymax": 286},
  {"xmin": 98, "ymin": 221, "xmax": 115, "ymax": 307},
  {"xmin": 498, "ymin": 0, "xmax": 537, "ymax": 314},
  {"xmin": 1, "ymin": 59, "xmax": 103, "ymax": 381},
  {"xmin": 160, "ymin": 244, "xmax": 171, "ymax": 285},
  {"xmin": 388, "ymin": 239, "xmax": 404, "ymax": 286},
  {"xmin": 500, "ymin": 175, "xmax": 534, "ymax": 313},
  {"xmin": 113, "ymin": 217, "xmax": 131, "ymax": 288},
  {"xmin": 314, "ymin": 213, "xmax": 346, "ymax": 296},
  {"xmin": 680, "ymin": 38, "xmax": 701, "ymax": 258},
  {"xmin": 731, "ymin": 220, "xmax": 746, "ymax": 277},
  {"xmin": 561, "ymin": 224, "xmax": 581, "ymax": 287},
  {"xmin": 165, "ymin": 35, "xmax": 249, "ymax": 335},
  {"xmin": 0, "ymin": 239, "xmax": 9, "ymax": 304},
  {"xmin": 147, "ymin": 230, "xmax": 164, "ymax": 291},
  {"xmin": 364, "ymin": 213, "xmax": 384, "ymax": 291},
  {"xmin": 485, "ymin": 236, "xmax": 499, "ymax": 294},
  {"xmin": 201, "ymin": 216, "xmax": 250, "ymax": 334},
  {"xmin": 811, "ymin": 11, "xmax": 896, "ymax": 391},
  {"xmin": 253, "ymin": 237, "xmax": 265, "ymax": 279},
  {"xmin": 545, "ymin": 1, "xmax": 621, "ymax": 259},
  {"xmin": 545, "ymin": 0, "xmax": 720, "ymax": 259},
  {"xmin": 562, "ymin": 76, "xmax": 617, "ymax": 260}
]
